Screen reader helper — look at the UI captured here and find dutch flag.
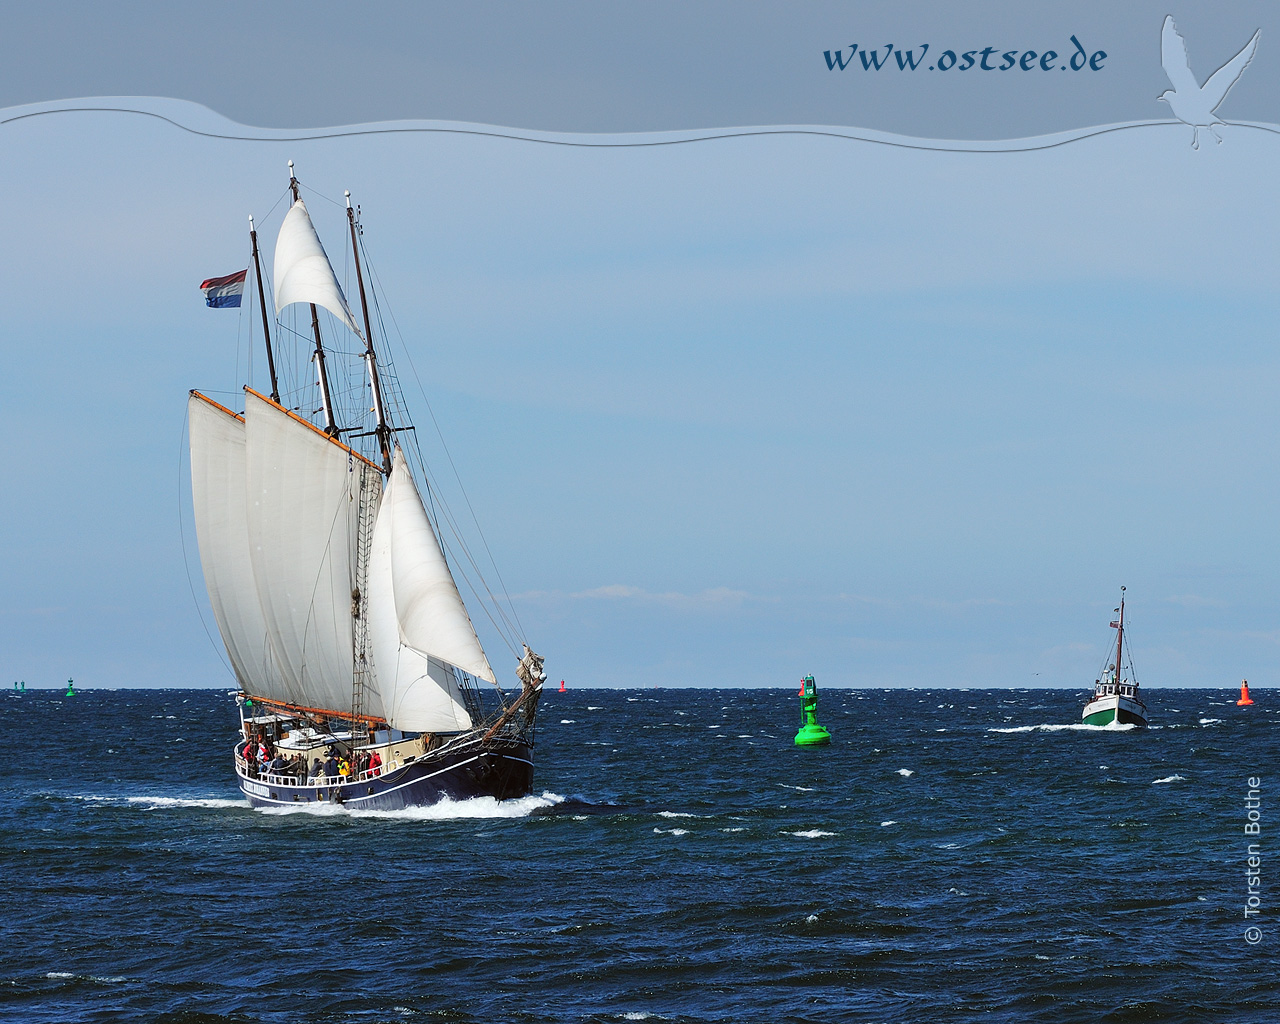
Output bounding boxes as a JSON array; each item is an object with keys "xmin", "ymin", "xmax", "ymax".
[{"xmin": 200, "ymin": 269, "xmax": 247, "ymax": 308}]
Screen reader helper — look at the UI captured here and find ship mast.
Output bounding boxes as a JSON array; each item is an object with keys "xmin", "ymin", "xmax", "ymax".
[
  {"xmin": 248, "ymin": 215, "xmax": 280, "ymax": 403},
  {"xmin": 345, "ymin": 190, "xmax": 393, "ymax": 475},
  {"xmin": 1114, "ymin": 587, "xmax": 1126, "ymax": 684},
  {"xmin": 290, "ymin": 162, "xmax": 339, "ymax": 435}
]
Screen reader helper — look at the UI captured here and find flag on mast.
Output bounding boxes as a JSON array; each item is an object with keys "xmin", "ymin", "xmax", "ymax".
[{"xmin": 200, "ymin": 270, "xmax": 247, "ymax": 308}]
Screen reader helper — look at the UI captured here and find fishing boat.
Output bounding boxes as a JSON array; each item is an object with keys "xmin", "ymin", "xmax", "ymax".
[
  {"xmin": 1081, "ymin": 587, "xmax": 1148, "ymax": 727},
  {"xmin": 188, "ymin": 164, "xmax": 546, "ymax": 810}
]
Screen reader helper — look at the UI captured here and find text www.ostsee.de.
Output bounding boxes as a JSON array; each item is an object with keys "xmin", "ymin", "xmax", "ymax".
[{"xmin": 824, "ymin": 36, "xmax": 1107, "ymax": 73}]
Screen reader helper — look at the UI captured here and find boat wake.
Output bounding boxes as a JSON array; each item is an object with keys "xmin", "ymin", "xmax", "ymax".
[
  {"xmin": 989, "ymin": 722, "xmax": 1139, "ymax": 734},
  {"xmin": 257, "ymin": 790, "xmax": 567, "ymax": 820},
  {"xmin": 63, "ymin": 794, "xmax": 250, "ymax": 810}
]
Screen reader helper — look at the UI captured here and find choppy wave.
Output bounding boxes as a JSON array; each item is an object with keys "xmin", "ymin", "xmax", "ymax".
[
  {"xmin": 1152, "ymin": 775, "xmax": 1188, "ymax": 784},
  {"xmin": 787, "ymin": 829, "xmax": 837, "ymax": 838}
]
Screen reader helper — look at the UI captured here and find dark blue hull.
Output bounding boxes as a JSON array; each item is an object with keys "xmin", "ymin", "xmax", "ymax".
[{"xmin": 238, "ymin": 738, "xmax": 534, "ymax": 810}]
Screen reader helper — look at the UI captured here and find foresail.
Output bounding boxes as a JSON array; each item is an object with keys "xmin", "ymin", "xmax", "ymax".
[
  {"xmin": 389, "ymin": 449, "xmax": 496, "ymax": 683},
  {"xmin": 188, "ymin": 392, "xmax": 278, "ymax": 697},
  {"xmin": 273, "ymin": 198, "xmax": 360, "ymax": 335},
  {"xmin": 368, "ymin": 504, "xmax": 473, "ymax": 733},
  {"xmin": 365, "ymin": 448, "xmax": 495, "ymax": 732},
  {"xmin": 243, "ymin": 389, "xmax": 385, "ymax": 716}
]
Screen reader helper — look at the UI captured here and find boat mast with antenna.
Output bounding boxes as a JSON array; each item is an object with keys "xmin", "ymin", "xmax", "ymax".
[
  {"xmin": 247, "ymin": 214, "xmax": 280, "ymax": 403},
  {"xmin": 346, "ymin": 189, "xmax": 393, "ymax": 475},
  {"xmin": 1114, "ymin": 586, "xmax": 1125, "ymax": 683}
]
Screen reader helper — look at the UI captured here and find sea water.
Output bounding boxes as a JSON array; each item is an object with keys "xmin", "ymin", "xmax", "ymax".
[{"xmin": 1, "ymin": 687, "xmax": 1275, "ymax": 1023}]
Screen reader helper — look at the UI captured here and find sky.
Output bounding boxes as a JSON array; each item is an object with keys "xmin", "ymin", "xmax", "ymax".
[
  {"xmin": 1, "ymin": 2, "xmax": 1277, "ymax": 692},
  {"xmin": 1, "ymin": 98, "xmax": 1278, "ymax": 692}
]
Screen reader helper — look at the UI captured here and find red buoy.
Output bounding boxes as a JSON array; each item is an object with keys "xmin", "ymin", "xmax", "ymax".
[
  {"xmin": 558, "ymin": 679, "xmax": 566, "ymax": 693},
  {"xmin": 1237, "ymin": 680, "xmax": 1254, "ymax": 706}
]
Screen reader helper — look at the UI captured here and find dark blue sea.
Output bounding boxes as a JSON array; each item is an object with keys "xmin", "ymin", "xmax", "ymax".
[{"xmin": 1, "ymin": 687, "xmax": 1275, "ymax": 1023}]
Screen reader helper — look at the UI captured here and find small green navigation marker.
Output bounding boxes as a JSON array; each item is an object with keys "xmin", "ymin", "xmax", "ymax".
[
  {"xmin": 65, "ymin": 678, "xmax": 76, "ymax": 697},
  {"xmin": 794, "ymin": 675, "xmax": 831, "ymax": 746}
]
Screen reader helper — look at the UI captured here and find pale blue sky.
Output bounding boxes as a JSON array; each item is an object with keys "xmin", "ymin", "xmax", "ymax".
[{"xmin": 1, "ymin": 105, "xmax": 1277, "ymax": 689}]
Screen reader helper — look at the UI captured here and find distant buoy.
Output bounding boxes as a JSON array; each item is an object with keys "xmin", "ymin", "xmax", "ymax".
[
  {"xmin": 794, "ymin": 675, "xmax": 831, "ymax": 746},
  {"xmin": 1237, "ymin": 680, "xmax": 1254, "ymax": 706},
  {"xmin": 558, "ymin": 679, "xmax": 566, "ymax": 693},
  {"xmin": 65, "ymin": 678, "xmax": 76, "ymax": 697}
]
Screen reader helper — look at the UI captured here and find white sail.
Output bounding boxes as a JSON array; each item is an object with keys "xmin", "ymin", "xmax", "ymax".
[
  {"xmin": 243, "ymin": 389, "xmax": 384, "ymax": 715},
  {"xmin": 366, "ymin": 448, "xmax": 495, "ymax": 732},
  {"xmin": 273, "ymin": 198, "xmax": 360, "ymax": 335},
  {"xmin": 188, "ymin": 392, "xmax": 278, "ymax": 698},
  {"xmin": 368, "ymin": 508, "xmax": 472, "ymax": 733}
]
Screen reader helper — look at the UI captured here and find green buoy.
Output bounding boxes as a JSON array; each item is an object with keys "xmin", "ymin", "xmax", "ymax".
[
  {"xmin": 65, "ymin": 678, "xmax": 76, "ymax": 697},
  {"xmin": 794, "ymin": 675, "xmax": 831, "ymax": 746}
]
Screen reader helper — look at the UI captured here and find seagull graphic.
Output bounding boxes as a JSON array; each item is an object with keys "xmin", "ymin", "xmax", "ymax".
[{"xmin": 1159, "ymin": 15, "xmax": 1260, "ymax": 149}]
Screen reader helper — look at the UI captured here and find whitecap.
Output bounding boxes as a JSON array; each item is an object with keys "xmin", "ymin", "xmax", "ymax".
[
  {"xmin": 658, "ymin": 811, "xmax": 697, "ymax": 818},
  {"xmin": 779, "ymin": 784, "xmax": 816, "ymax": 792},
  {"xmin": 654, "ymin": 827, "xmax": 689, "ymax": 836},
  {"xmin": 586, "ymin": 706, "xmax": 602, "ymax": 711},
  {"xmin": 1152, "ymin": 775, "xmax": 1187, "ymax": 784},
  {"xmin": 1199, "ymin": 718, "xmax": 1223, "ymax": 725},
  {"xmin": 880, "ymin": 820, "xmax": 897, "ymax": 827},
  {"xmin": 805, "ymin": 914, "xmax": 819, "ymax": 923},
  {"xmin": 787, "ymin": 829, "xmax": 837, "ymax": 838},
  {"xmin": 560, "ymin": 719, "xmax": 576, "ymax": 724},
  {"xmin": 896, "ymin": 769, "xmax": 914, "ymax": 777}
]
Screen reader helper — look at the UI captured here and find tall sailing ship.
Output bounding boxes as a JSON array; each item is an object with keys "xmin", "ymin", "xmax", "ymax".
[
  {"xmin": 189, "ymin": 165, "xmax": 545, "ymax": 810},
  {"xmin": 1081, "ymin": 587, "xmax": 1148, "ymax": 727}
]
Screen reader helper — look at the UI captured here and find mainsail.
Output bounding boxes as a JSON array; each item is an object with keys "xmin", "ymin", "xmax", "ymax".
[
  {"xmin": 188, "ymin": 393, "xmax": 277, "ymax": 696},
  {"xmin": 243, "ymin": 388, "xmax": 384, "ymax": 716},
  {"xmin": 367, "ymin": 449, "xmax": 496, "ymax": 733}
]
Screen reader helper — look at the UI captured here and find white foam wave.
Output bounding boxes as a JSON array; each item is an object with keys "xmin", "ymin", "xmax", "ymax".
[
  {"xmin": 69, "ymin": 794, "xmax": 248, "ymax": 811},
  {"xmin": 560, "ymin": 719, "xmax": 576, "ymax": 724},
  {"xmin": 1199, "ymin": 718, "xmax": 1223, "ymax": 725},
  {"xmin": 260, "ymin": 791, "xmax": 566, "ymax": 820},
  {"xmin": 657, "ymin": 811, "xmax": 697, "ymax": 818},
  {"xmin": 1152, "ymin": 775, "xmax": 1188, "ymax": 785},
  {"xmin": 880, "ymin": 820, "xmax": 897, "ymax": 827},
  {"xmin": 896, "ymin": 769, "xmax": 915, "ymax": 777},
  {"xmin": 787, "ymin": 829, "xmax": 837, "ymax": 838},
  {"xmin": 779, "ymin": 784, "xmax": 816, "ymax": 792},
  {"xmin": 654, "ymin": 827, "xmax": 689, "ymax": 836},
  {"xmin": 989, "ymin": 722, "xmax": 1137, "ymax": 733},
  {"xmin": 126, "ymin": 796, "xmax": 247, "ymax": 810},
  {"xmin": 805, "ymin": 914, "xmax": 819, "ymax": 923}
]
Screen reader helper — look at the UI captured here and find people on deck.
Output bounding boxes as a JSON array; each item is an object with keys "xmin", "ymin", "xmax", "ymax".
[{"xmin": 369, "ymin": 751, "xmax": 382, "ymax": 777}]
